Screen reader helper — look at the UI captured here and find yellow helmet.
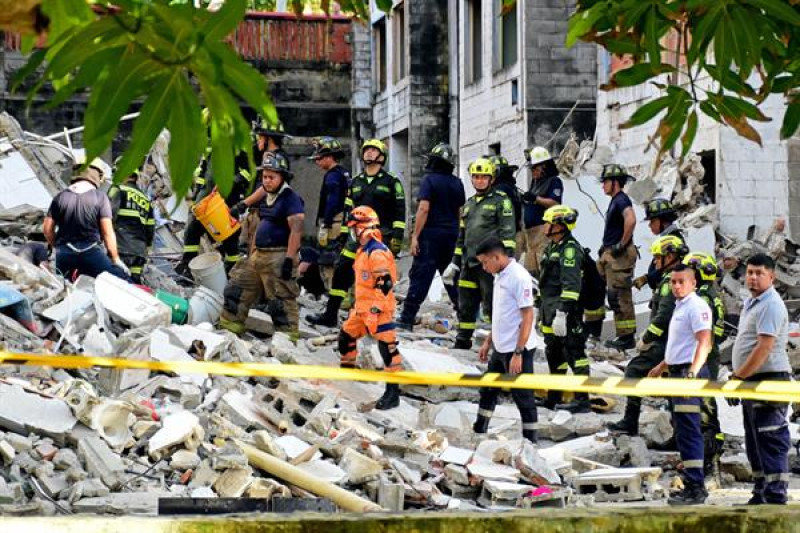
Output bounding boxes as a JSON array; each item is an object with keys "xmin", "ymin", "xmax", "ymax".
[
  {"xmin": 683, "ymin": 251, "xmax": 719, "ymax": 282},
  {"xmin": 468, "ymin": 157, "xmax": 496, "ymax": 177},
  {"xmin": 542, "ymin": 205, "xmax": 578, "ymax": 231},
  {"xmin": 361, "ymin": 138, "xmax": 387, "ymax": 156},
  {"xmin": 650, "ymin": 235, "xmax": 688, "ymax": 257}
]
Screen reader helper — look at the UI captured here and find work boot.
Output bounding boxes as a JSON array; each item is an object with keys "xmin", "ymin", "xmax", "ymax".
[
  {"xmin": 375, "ymin": 384, "xmax": 400, "ymax": 410},
  {"xmin": 604, "ymin": 334, "xmax": 635, "ymax": 351},
  {"xmin": 473, "ymin": 415, "xmax": 490, "ymax": 434},
  {"xmin": 523, "ymin": 429, "xmax": 538, "ymax": 444},
  {"xmin": 556, "ymin": 398, "xmax": 591, "ymax": 414},
  {"xmin": 453, "ymin": 338, "xmax": 472, "ymax": 350},
  {"xmin": 668, "ymin": 484, "xmax": 708, "ymax": 506},
  {"xmin": 607, "ymin": 417, "xmax": 638, "ymax": 435},
  {"xmin": 535, "ymin": 397, "xmax": 558, "ymax": 410},
  {"xmin": 396, "ymin": 319, "xmax": 414, "ymax": 331}
]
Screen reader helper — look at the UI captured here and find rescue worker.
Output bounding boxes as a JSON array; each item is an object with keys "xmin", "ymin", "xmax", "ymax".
[
  {"xmin": 308, "ymin": 136, "xmax": 350, "ymax": 290},
  {"xmin": 308, "ymin": 139, "xmax": 406, "ymax": 327},
  {"xmin": 634, "ymin": 198, "xmax": 684, "ymax": 291},
  {"xmin": 538, "ymin": 205, "xmax": 590, "ymax": 413},
  {"xmin": 219, "ymin": 152, "xmax": 304, "ymax": 339},
  {"xmin": 608, "ymin": 235, "xmax": 688, "ymax": 434},
  {"xmin": 43, "ymin": 160, "xmax": 131, "ymax": 281},
  {"xmin": 397, "ymin": 143, "xmax": 465, "ymax": 330},
  {"xmin": 520, "ymin": 146, "xmax": 562, "ymax": 278},
  {"xmin": 108, "ymin": 168, "xmax": 155, "ymax": 284},
  {"xmin": 597, "ymin": 164, "xmax": 637, "ymax": 350},
  {"xmin": 488, "ymin": 155, "xmax": 523, "ymax": 256},
  {"xmin": 337, "ymin": 206, "xmax": 403, "ymax": 410},
  {"xmin": 473, "ymin": 236, "xmax": 538, "ymax": 443},
  {"xmin": 683, "ymin": 251, "xmax": 726, "ymax": 476},
  {"xmin": 647, "ymin": 263, "xmax": 713, "ymax": 505},
  {"xmin": 442, "ymin": 158, "xmax": 516, "ymax": 349}
]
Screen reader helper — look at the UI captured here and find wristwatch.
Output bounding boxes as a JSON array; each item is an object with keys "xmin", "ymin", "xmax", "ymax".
[
  {"xmin": 687, "ymin": 371, "xmax": 695, "ymax": 379},
  {"xmin": 513, "ymin": 348, "xmax": 524, "ymax": 356}
]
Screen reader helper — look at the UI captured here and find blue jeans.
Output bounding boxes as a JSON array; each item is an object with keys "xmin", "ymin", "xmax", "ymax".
[
  {"xmin": 55, "ymin": 242, "xmax": 132, "ymax": 282},
  {"xmin": 400, "ymin": 229, "xmax": 459, "ymax": 323}
]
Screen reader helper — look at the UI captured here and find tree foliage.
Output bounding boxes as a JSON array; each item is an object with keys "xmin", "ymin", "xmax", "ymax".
[{"xmin": 568, "ymin": 0, "xmax": 800, "ymax": 161}]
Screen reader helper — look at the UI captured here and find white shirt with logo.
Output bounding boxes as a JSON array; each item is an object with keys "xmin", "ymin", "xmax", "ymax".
[
  {"xmin": 664, "ymin": 291, "xmax": 712, "ymax": 365},
  {"xmin": 491, "ymin": 259, "xmax": 536, "ymax": 353}
]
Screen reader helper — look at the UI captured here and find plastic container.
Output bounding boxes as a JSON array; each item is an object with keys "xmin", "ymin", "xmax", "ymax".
[
  {"xmin": 155, "ymin": 290, "xmax": 190, "ymax": 325},
  {"xmin": 188, "ymin": 251, "xmax": 227, "ymax": 295},
  {"xmin": 187, "ymin": 286, "xmax": 224, "ymax": 325},
  {"xmin": 191, "ymin": 190, "xmax": 240, "ymax": 243}
]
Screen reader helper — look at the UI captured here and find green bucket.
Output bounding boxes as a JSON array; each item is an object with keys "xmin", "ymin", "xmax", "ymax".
[{"xmin": 155, "ymin": 289, "xmax": 190, "ymax": 325}]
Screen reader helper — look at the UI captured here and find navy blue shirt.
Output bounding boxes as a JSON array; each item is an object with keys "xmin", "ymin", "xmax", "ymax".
[
  {"xmin": 602, "ymin": 191, "xmax": 633, "ymax": 247},
  {"xmin": 255, "ymin": 186, "xmax": 305, "ymax": 249},
  {"xmin": 417, "ymin": 171, "xmax": 465, "ymax": 234},
  {"xmin": 523, "ymin": 176, "xmax": 563, "ymax": 228},
  {"xmin": 317, "ymin": 165, "xmax": 350, "ymax": 227}
]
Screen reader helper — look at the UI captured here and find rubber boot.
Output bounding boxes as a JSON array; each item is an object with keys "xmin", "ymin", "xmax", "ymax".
[
  {"xmin": 375, "ymin": 384, "xmax": 400, "ymax": 410},
  {"xmin": 453, "ymin": 338, "xmax": 472, "ymax": 350},
  {"xmin": 523, "ymin": 428, "xmax": 538, "ymax": 443},
  {"xmin": 607, "ymin": 415, "xmax": 638, "ymax": 435},
  {"xmin": 556, "ymin": 396, "xmax": 591, "ymax": 414},
  {"xmin": 604, "ymin": 334, "xmax": 635, "ymax": 350},
  {"xmin": 473, "ymin": 414, "xmax": 491, "ymax": 434},
  {"xmin": 668, "ymin": 483, "xmax": 708, "ymax": 506},
  {"xmin": 307, "ymin": 295, "xmax": 342, "ymax": 328}
]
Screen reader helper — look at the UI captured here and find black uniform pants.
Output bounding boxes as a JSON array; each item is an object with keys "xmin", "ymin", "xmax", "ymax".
[
  {"xmin": 401, "ymin": 229, "xmax": 459, "ymax": 324},
  {"xmin": 543, "ymin": 310, "xmax": 589, "ymax": 405},
  {"xmin": 181, "ymin": 216, "xmax": 242, "ymax": 270},
  {"xmin": 456, "ymin": 264, "xmax": 494, "ymax": 343},
  {"xmin": 620, "ymin": 342, "xmax": 666, "ymax": 427},
  {"xmin": 476, "ymin": 348, "xmax": 537, "ymax": 442}
]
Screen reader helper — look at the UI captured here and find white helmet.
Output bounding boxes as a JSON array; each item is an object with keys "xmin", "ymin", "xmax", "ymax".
[{"xmin": 526, "ymin": 146, "xmax": 552, "ymax": 166}]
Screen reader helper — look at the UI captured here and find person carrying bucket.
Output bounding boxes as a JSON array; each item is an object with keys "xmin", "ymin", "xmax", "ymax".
[{"xmin": 219, "ymin": 152, "xmax": 304, "ymax": 339}]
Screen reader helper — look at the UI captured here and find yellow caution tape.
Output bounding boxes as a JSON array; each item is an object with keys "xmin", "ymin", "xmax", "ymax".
[{"xmin": 0, "ymin": 350, "xmax": 797, "ymax": 402}]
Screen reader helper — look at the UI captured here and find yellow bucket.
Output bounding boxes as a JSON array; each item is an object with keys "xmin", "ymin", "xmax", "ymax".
[{"xmin": 191, "ymin": 190, "xmax": 241, "ymax": 243}]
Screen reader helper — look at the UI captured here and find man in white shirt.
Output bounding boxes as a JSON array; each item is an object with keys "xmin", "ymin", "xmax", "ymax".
[
  {"xmin": 648, "ymin": 263, "xmax": 712, "ymax": 505},
  {"xmin": 472, "ymin": 236, "xmax": 538, "ymax": 443}
]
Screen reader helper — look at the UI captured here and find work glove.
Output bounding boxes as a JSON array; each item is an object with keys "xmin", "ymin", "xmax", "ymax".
[
  {"xmin": 633, "ymin": 275, "xmax": 648, "ymax": 290},
  {"xmin": 114, "ymin": 257, "xmax": 131, "ymax": 276},
  {"xmin": 375, "ymin": 273, "xmax": 393, "ymax": 296},
  {"xmin": 280, "ymin": 257, "xmax": 294, "ymax": 281},
  {"xmin": 441, "ymin": 263, "xmax": 460, "ymax": 286},
  {"xmin": 318, "ymin": 226, "xmax": 329, "ymax": 248},
  {"xmin": 726, "ymin": 372, "xmax": 742, "ymax": 407},
  {"xmin": 521, "ymin": 191, "xmax": 538, "ymax": 204},
  {"xmin": 552, "ymin": 310, "xmax": 568, "ymax": 337},
  {"xmin": 229, "ymin": 201, "xmax": 247, "ymax": 219},
  {"xmin": 390, "ymin": 238, "xmax": 403, "ymax": 256},
  {"xmin": 636, "ymin": 336, "xmax": 652, "ymax": 353},
  {"xmin": 610, "ymin": 242, "xmax": 626, "ymax": 257}
]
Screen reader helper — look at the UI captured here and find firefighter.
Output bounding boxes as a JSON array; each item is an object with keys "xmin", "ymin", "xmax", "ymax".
[
  {"xmin": 308, "ymin": 136, "xmax": 350, "ymax": 290},
  {"xmin": 634, "ymin": 198, "xmax": 685, "ymax": 291},
  {"xmin": 608, "ymin": 235, "xmax": 688, "ymax": 434},
  {"xmin": 683, "ymin": 251, "xmax": 726, "ymax": 477},
  {"xmin": 398, "ymin": 142, "xmax": 464, "ymax": 330},
  {"xmin": 442, "ymin": 157, "xmax": 516, "ymax": 349},
  {"xmin": 597, "ymin": 164, "xmax": 638, "ymax": 350},
  {"xmin": 337, "ymin": 206, "xmax": 403, "ymax": 410},
  {"xmin": 520, "ymin": 146, "xmax": 562, "ymax": 278},
  {"xmin": 219, "ymin": 152, "xmax": 304, "ymax": 339},
  {"xmin": 538, "ymin": 205, "xmax": 590, "ymax": 413},
  {"xmin": 108, "ymin": 168, "xmax": 155, "ymax": 283},
  {"xmin": 488, "ymin": 155, "xmax": 523, "ymax": 255},
  {"xmin": 308, "ymin": 139, "xmax": 406, "ymax": 328}
]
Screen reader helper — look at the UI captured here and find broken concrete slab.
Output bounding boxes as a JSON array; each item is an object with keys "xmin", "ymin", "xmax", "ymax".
[
  {"xmin": 438, "ymin": 446, "xmax": 473, "ymax": 466},
  {"xmin": 71, "ymin": 492, "xmax": 168, "ymax": 515},
  {"xmin": 95, "ymin": 272, "xmax": 171, "ymax": 328},
  {"xmin": 0, "ymin": 383, "xmax": 77, "ymax": 444},
  {"xmin": 295, "ymin": 459, "xmax": 348, "ymax": 485},
  {"xmin": 213, "ymin": 466, "xmax": 254, "ymax": 498},
  {"xmin": 77, "ymin": 435, "xmax": 126, "ymax": 490},
  {"xmin": 148, "ymin": 410, "xmax": 204, "ymax": 459},
  {"xmin": 339, "ymin": 448, "xmax": 383, "ymax": 484}
]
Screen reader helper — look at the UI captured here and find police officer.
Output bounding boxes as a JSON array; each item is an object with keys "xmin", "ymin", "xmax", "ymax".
[
  {"xmin": 308, "ymin": 139, "xmax": 406, "ymax": 328},
  {"xmin": 338, "ymin": 206, "xmax": 403, "ymax": 410},
  {"xmin": 538, "ymin": 205, "xmax": 591, "ymax": 413},
  {"xmin": 442, "ymin": 158, "xmax": 516, "ymax": 349},
  {"xmin": 608, "ymin": 235, "xmax": 688, "ymax": 434},
  {"xmin": 398, "ymin": 143, "xmax": 465, "ymax": 330},
  {"xmin": 219, "ymin": 152, "xmax": 304, "ymax": 339},
  {"xmin": 683, "ymin": 251, "xmax": 726, "ymax": 476},
  {"xmin": 597, "ymin": 164, "xmax": 638, "ymax": 350},
  {"xmin": 108, "ymin": 168, "xmax": 155, "ymax": 283},
  {"xmin": 634, "ymin": 198, "xmax": 684, "ymax": 291},
  {"xmin": 488, "ymin": 155, "xmax": 523, "ymax": 255},
  {"xmin": 308, "ymin": 136, "xmax": 350, "ymax": 290},
  {"xmin": 520, "ymin": 146, "xmax": 562, "ymax": 278},
  {"xmin": 647, "ymin": 263, "xmax": 713, "ymax": 505},
  {"xmin": 729, "ymin": 254, "xmax": 791, "ymax": 505}
]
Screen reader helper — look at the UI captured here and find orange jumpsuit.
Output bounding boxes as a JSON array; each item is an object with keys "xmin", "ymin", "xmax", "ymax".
[{"xmin": 338, "ymin": 236, "xmax": 402, "ymax": 371}]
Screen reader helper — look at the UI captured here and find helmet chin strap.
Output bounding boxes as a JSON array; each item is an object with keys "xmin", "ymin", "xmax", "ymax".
[{"xmin": 546, "ymin": 225, "xmax": 566, "ymax": 238}]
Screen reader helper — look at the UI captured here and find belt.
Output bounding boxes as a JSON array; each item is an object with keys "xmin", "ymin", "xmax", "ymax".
[
  {"xmin": 65, "ymin": 242, "xmax": 100, "ymax": 253},
  {"xmin": 256, "ymin": 247, "xmax": 288, "ymax": 252},
  {"xmin": 744, "ymin": 371, "xmax": 791, "ymax": 382},
  {"xmin": 668, "ymin": 363, "xmax": 692, "ymax": 372}
]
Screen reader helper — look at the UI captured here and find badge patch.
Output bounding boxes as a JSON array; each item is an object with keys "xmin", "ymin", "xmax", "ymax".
[
  {"xmin": 362, "ymin": 272, "xmax": 370, "ymax": 281},
  {"xmin": 565, "ymin": 247, "xmax": 575, "ymax": 260}
]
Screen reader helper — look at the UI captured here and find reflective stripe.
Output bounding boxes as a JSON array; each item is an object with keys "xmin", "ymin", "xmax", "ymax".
[
  {"xmin": 459, "ymin": 322, "xmax": 476, "ymax": 330},
  {"xmin": 117, "ymin": 208, "xmax": 141, "ymax": 217},
  {"xmin": 616, "ymin": 320, "xmax": 637, "ymax": 328},
  {"xmin": 584, "ymin": 308, "xmax": 606, "ymax": 318},
  {"xmin": 752, "ymin": 471, "xmax": 764, "ymax": 478},
  {"xmin": 758, "ymin": 424, "xmax": 787, "ymax": 433},
  {"xmin": 145, "ymin": 218, "xmax": 155, "ymax": 226},
  {"xmin": 502, "ymin": 240, "xmax": 516, "ymax": 249},
  {"xmin": 344, "ymin": 198, "xmax": 354, "ymax": 207},
  {"xmin": 541, "ymin": 325, "xmax": 554, "ymax": 334},
  {"xmin": 454, "ymin": 247, "xmax": 463, "ymax": 256},
  {"xmin": 561, "ymin": 290, "xmax": 580, "ymax": 301},
  {"xmin": 329, "ymin": 289, "xmax": 348, "ymax": 298},
  {"xmin": 714, "ymin": 326, "xmax": 724, "ymax": 336},
  {"xmin": 341, "ymin": 225, "xmax": 349, "ymax": 234},
  {"xmin": 647, "ymin": 324, "xmax": 664, "ymax": 336},
  {"xmin": 392, "ymin": 221, "xmax": 406, "ymax": 229},
  {"xmin": 458, "ymin": 279, "xmax": 478, "ymax": 289},
  {"xmin": 522, "ymin": 422, "xmax": 537, "ymax": 430},
  {"xmin": 557, "ymin": 362, "xmax": 569, "ymax": 371},
  {"xmin": 224, "ymin": 255, "xmax": 241, "ymax": 263},
  {"xmin": 765, "ymin": 473, "xmax": 791, "ymax": 482},
  {"xmin": 183, "ymin": 245, "xmax": 200, "ymax": 252},
  {"xmin": 574, "ymin": 358, "xmax": 590, "ymax": 367},
  {"xmin": 683, "ymin": 460, "xmax": 704, "ymax": 469},
  {"xmin": 342, "ymin": 249, "xmax": 357, "ymax": 259},
  {"xmin": 129, "ymin": 266, "xmax": 144, "ymax": 274},
  {"xmin": 478, "ymin": 408, "xmax": 494, "ymax": 418},
  {"xmin": 673, "ymin": 404, "xmax": 701, "ymax": 413}
]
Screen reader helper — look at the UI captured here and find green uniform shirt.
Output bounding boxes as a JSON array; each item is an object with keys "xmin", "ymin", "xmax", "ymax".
[
  {"xmin": 344, "ymin": 169, "xmax": 406, "ymax": 240},
  {"xmin": 697, "ymin": 282, "xmax": 726, "ymax": 357},
  {"xmin": 454, "ymin": 189, "xmax": 516, "ymax": 268},
  {"xmin": 642, "ymin": 270, "xmax": 677, "ymax": 345},
  {"xmin": 539, "ymin": 234, "xmax": 584, "ymax": 326},
  {"xmin": 109, "ymin": 183, "xmax": 155, "ymax": 258}
]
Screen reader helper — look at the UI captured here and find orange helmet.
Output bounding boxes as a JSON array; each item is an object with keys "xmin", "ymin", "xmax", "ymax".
[{"xmin": 347, "ymin": 205, "xmax": 381, "ymax": 240}]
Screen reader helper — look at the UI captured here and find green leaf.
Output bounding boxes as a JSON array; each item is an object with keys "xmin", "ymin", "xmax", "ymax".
[
  {"xmin": 21, "ymin": 35, "xmax": 35, "ymax": 55},
  {"xmin": 375, "ymin": 0, "xmax": 394, "ymax": 13},
  {"xmin": 644, "ymin": 6, "xmax": 661, "ymax": 67},
  {"xmin": 166, "ymin": 74, "xmax": 205, "ymax": 199},
  {"xmin": 44, "ymin": 18, "xmax": 126, "ymax": 80},
  {"xmin": 681, "ymin": 110, "xmax": 698, "ymax": 158},
  {"xmin": 206, "ymin": 41, "xmax": 275, "ymax": 118},
  {"xmin": 621, "ymin": 95, "xmax": 671, "ymax": 128},
  {"xmin": 687, "ymin": 4, "xmax": 722, "ymax": 65},
  {"xmin": 781, "ymin": 98, "xmax": 800, "ymax": 139},
  {"xmin": 606, "ymin": 62, "xmax": 675, "ymax": 89},
  {"xmin": 705, "ymin": 64, "xmax": 757, "ymax": 98},
  {"xmin": 700, "ymin": 98, "xmax": 723, "ymax": 124},
  {"xmin": 721, "ymin": 95, "xmax": 771, "ymax": 122},
  {"xmin": 40, "ymin": 0, "xmax": 94, "ymax": 43},
  {"xmin": 45, "ymin": 47, "xmax": 126, "ymax": 109},
  {"xmin": 10, "ymin": 48, "xmax": 47, "ymax": 93},
  {"xmin": 567, "ymin": 3, "xmax": 607, "ymax": 47},
  {"xmin": 200, "ymin": 0, "xmax": 247, "ymax": 41},
  {"xmin": 744, "ymin": 0, "xmax": 800, "ymax": 26}
]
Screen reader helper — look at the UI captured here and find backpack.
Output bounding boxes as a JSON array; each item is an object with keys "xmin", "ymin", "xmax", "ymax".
[{"xmin": 580, "ymin": 248, "xmax": 606, "ymax": 311}]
